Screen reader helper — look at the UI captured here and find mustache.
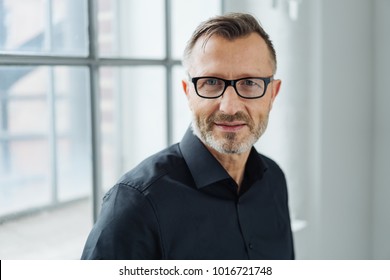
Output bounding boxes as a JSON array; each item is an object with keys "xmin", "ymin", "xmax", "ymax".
[{"xmin": 208, "ymin": 111, "xmax": 252, "ymax": 124}]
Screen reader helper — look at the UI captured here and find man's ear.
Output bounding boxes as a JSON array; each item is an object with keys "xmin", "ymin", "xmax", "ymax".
[
  {"xmin": 271, "ymin": 79, "xmax": 281, "ymax": 99},
  {"xmin": 269, "ymin": 79, "xmax": 281, "ymax": 109},
  {"xmin": 182, "ymin": 79, "xmax": 190, "ymax": 98}
]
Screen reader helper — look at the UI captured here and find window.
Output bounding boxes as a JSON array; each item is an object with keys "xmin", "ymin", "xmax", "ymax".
[{"xmin": 0, "ymin": 0, "xmax": 91, "ymax": 220}]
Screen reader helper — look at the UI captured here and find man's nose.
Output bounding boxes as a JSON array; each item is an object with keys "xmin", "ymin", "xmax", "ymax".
[{"xmin": 218, "ymin": 85, "xmax": 244, "ymax": 115}]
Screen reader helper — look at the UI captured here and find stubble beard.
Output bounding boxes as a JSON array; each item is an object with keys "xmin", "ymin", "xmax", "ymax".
[{"xmin": 191, "ymin": 110, "xmax": 270, "ymax": 155}]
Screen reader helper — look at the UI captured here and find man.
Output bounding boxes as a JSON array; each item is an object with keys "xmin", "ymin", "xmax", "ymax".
[{"xmin": 81, "ymin": 12, "xmax": 294, "ymax": 260}]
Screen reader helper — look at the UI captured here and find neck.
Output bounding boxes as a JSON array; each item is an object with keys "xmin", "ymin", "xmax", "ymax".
[{"xmin": 207, "ymin": 147, "xmax": 251, "ymax": 189}]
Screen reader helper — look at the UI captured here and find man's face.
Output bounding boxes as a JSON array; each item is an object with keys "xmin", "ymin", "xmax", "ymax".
[{"xmin": 182, "ymin": 33, "xmax": 281, "ymax": 155}]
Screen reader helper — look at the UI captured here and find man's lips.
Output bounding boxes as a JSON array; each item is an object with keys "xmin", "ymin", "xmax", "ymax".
[{"xmin": 214, "ymin": 122, "xmax": 247, "ymax": 132}]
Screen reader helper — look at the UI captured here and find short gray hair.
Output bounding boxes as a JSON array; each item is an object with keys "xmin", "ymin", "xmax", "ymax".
[{"xmin": 182, "ymin": 13, "xmax": 277, "ymax": 73}]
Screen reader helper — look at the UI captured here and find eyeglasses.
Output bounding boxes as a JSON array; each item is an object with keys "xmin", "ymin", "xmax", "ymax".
[{"xmin": 191, "ymin": 76, "xmax": 273, "ymax": 99}]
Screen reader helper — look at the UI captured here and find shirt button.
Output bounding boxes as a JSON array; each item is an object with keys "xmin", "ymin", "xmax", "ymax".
[{"xmin": 248, "ymin": 243, "xmax": 254, "ymax": 250}]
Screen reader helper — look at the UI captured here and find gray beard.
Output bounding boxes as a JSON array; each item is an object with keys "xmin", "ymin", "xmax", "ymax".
[{"xmin": 191, "ymin": 112, "xmax": 269, "ymax": 155}]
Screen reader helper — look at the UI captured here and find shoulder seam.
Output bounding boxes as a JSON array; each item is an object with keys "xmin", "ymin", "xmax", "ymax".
[{"xmin": 118, "ymin": 170, "xmax": 169, "ymax": 193}]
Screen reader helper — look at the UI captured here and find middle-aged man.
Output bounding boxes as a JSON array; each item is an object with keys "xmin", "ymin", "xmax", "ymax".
[{"xmin": 81, "ymin": 12, "xmax": 294, "ymax": 260}]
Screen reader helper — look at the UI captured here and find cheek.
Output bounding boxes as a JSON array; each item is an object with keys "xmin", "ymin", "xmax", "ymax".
[
  {"xmin": 186, "ymin": 95, "xmax": 197, "ymax": 112},
  {"xmin": 247, "ymin": 102, "xmax": 270, "ymax": 120},
  {"xmin": 190, "ymin": 98, "xmax": 219, "ymax": 116}
]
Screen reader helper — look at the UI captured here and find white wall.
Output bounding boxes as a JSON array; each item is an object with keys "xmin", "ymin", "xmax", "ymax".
[
  {"xmin": 314, "ymin": 0, "xmax": 373, "ymax": 259},
  {"xmin": 225, "ymin": 0, "xmax": 390, "ymax": 259},
  {"xmin": 373, "ymin": 0, "xmax": 390, "ymax": 259}
]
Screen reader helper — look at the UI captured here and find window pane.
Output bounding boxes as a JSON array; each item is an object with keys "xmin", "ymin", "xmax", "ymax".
[
  {"xmin": 99, "ymin": 67, "xmax": 167, "ymax": 190},
  {"xmin": 54, "ymin": 67, "xmax": 92, "ymax": 201},
  {"xmin": 0, "ymin": 66, "xmax": 92, "ymax": 217},
  {"xmin": 0, "ymin": 0, "xmax": 88, "ymax": 56},
  {"xmin": 98, "ymin": 0, "xmax": 165, "ymax": 58},
  {"xmin": 171, "ymin": 0, "xmax": 222, "ymax": 59},
  {"xmin": 0, "ymin": 67, "xmax": 51, "ymax": 216}
]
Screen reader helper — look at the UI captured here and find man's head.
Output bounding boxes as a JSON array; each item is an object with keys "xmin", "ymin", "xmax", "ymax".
[{"xmin": 182, "ymin": 13, "xmax": 281, "ymax": 155}]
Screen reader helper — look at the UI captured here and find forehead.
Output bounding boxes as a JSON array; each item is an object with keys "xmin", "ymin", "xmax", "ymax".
[{"xmin": 189, "ymin": 33, "xmax": 274, "ymax": 77}]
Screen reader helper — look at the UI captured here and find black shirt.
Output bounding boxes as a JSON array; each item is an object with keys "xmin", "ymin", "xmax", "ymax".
[{"xmin": 81, "ymin": 128, "xmax": 294, "ymax": 259}]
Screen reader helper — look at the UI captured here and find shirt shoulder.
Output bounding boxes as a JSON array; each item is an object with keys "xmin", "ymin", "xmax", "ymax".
[
  {"xmin": 116, "ymin": 143, "xmax": 187, "ymax": 193},
  {"xmin": 260, "ymin": 153, "xmax": 284, "ymax": 175}
]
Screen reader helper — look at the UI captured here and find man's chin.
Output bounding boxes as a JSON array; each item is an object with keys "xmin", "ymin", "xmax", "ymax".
[
  {"xmin": 191, "ymin": 123, "xmax": 257, "ymax": 154},
  {"xmin": 205, "ymin": 134, "xmax": 254, "ymax": 155}
]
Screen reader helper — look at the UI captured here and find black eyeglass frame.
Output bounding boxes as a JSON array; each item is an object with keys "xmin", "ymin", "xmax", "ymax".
[{"xmin": 191, "ymin": 76, "xmax": 273, "ymax": 99}]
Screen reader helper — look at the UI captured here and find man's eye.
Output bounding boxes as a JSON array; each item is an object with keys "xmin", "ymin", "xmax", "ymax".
[
  {"xmin": 243, "ymin": 79, "xmax": 256, "ymax": 86},
  {"xmin": 205, "ymin": 79, "xmax": 219, "ymax": 86}
]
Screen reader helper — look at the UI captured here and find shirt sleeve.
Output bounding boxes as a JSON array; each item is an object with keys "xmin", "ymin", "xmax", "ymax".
[{"xmin": 81, "ymin": 183, "xmax": 163, "ymax": 259}]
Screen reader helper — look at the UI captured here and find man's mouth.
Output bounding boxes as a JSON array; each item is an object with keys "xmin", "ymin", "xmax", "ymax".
[{"xmin": 214, "ymin": 122, "xmax": 246, "ymax": 132}]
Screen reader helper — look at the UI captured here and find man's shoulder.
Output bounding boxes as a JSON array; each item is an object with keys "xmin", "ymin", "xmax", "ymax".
[
  {"xmin": 115, "ymin": 143, "xmax": 186, "ymax": 192},
  {"xmin": 259, "ymin": 153, "xmax": 283, "ymax": 171},
  {"xmin": 256, "ymin": 152, "xmax": 286, "ymax": 181}
]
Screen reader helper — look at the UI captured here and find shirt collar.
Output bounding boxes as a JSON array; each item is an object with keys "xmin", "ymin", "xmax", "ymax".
[
  {"xmin": 180, "ymin": 128, "xmax": 229, "ymax": 189},
  {"xmin": 179, "ymin": 128, "xmax": 268, "ymax": 189},
  {"xmin": 244, "ymin": 147, "xmax": 269, "ymax": 186}
]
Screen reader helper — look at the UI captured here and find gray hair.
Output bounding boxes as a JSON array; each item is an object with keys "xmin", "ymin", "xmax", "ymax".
[{"xmin": 182, "ymin": 12, "xmax": 277, "ymax": 73}]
